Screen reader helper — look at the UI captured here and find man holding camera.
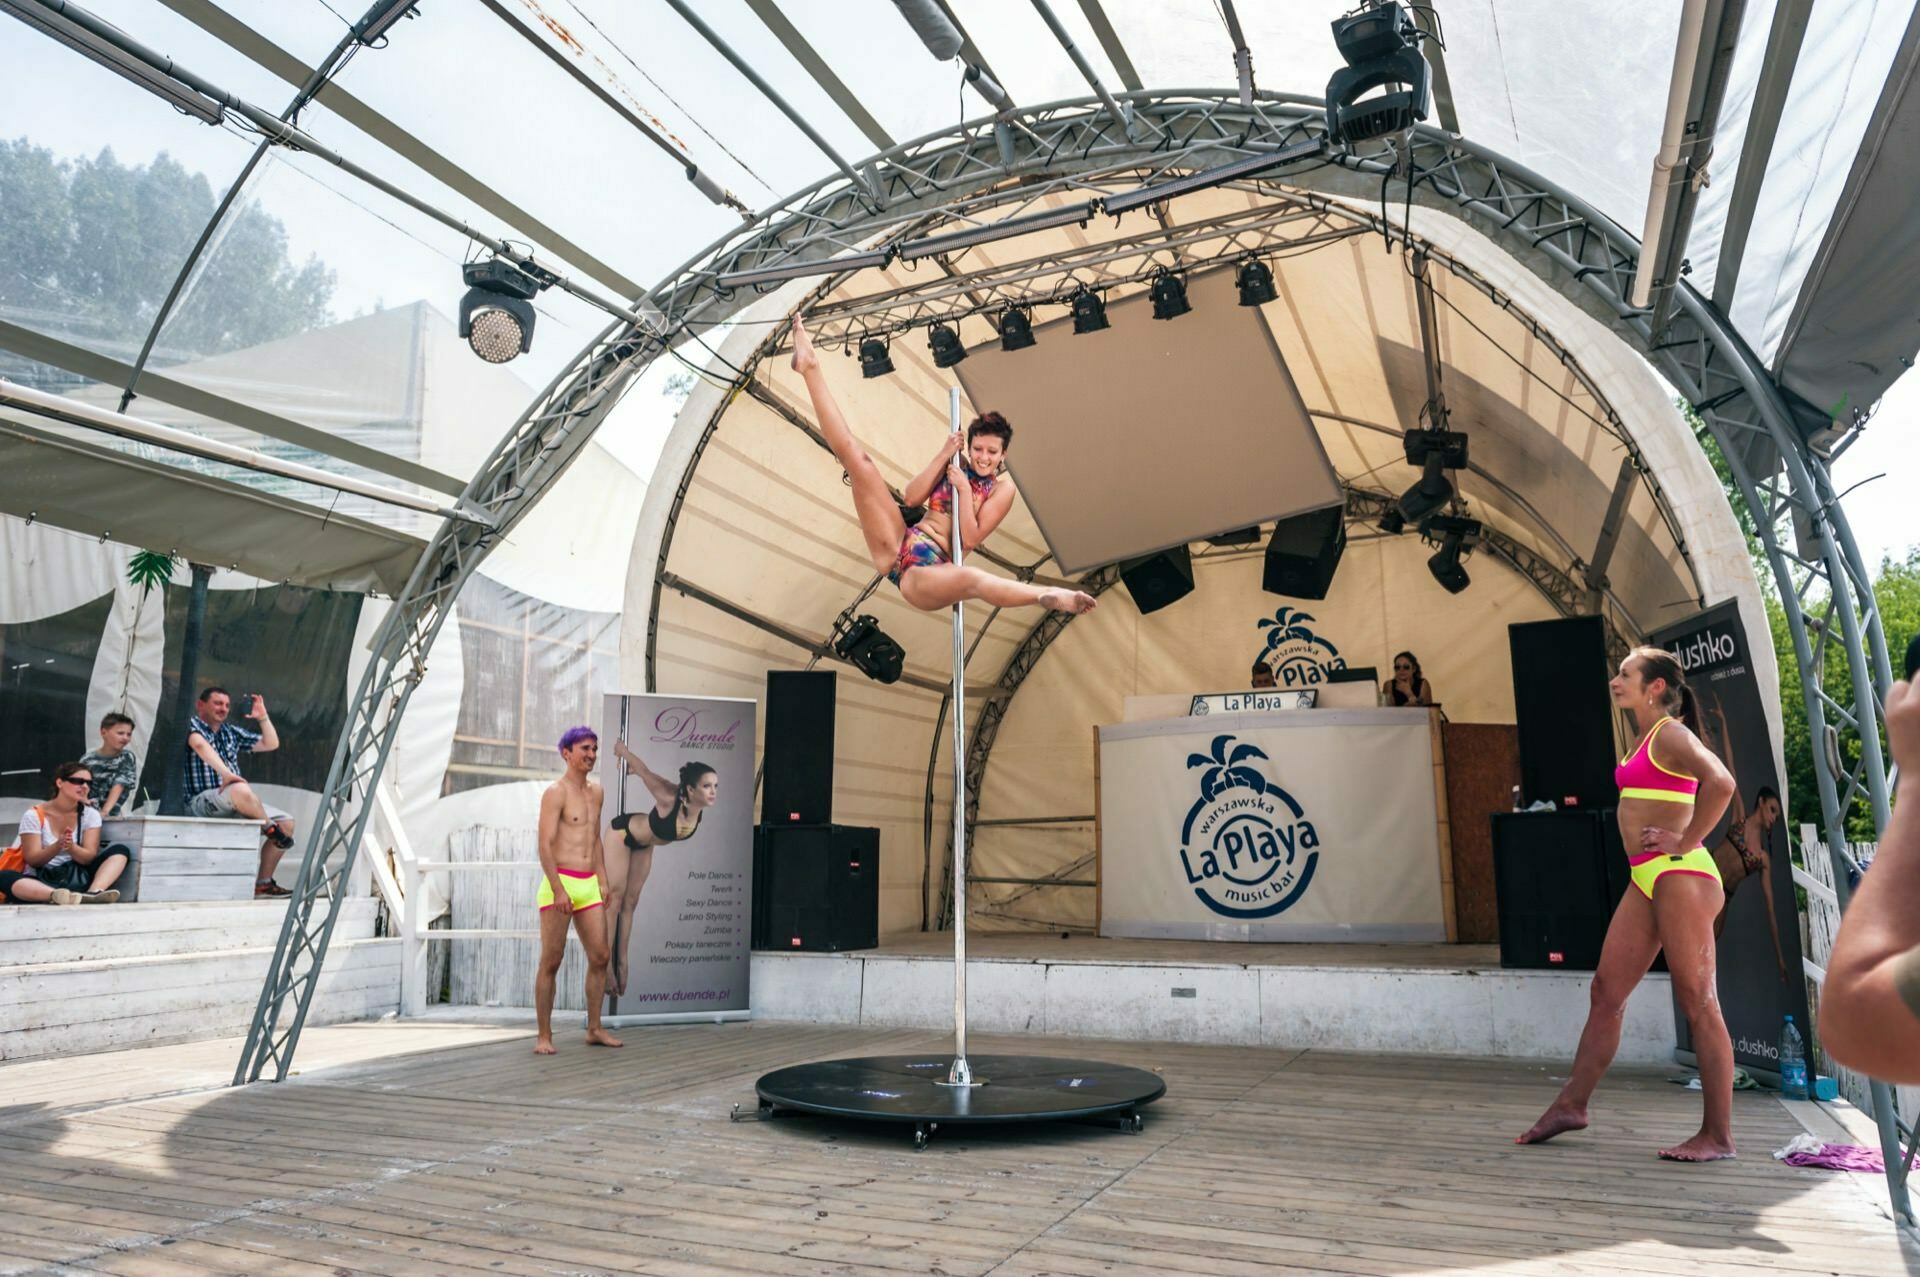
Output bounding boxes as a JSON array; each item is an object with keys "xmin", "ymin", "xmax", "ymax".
[{"xmin": 183, "ymin": 686, "xmax": 295, "ymax": 899}]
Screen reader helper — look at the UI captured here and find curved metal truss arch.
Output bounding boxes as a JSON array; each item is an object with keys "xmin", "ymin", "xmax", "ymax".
[{"xmin": 243, "ymin": 86, "xmax": 1904, "ymax": 1224}]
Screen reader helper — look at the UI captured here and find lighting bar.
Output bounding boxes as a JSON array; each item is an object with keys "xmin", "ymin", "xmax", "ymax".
[
  {"xmin": 0, "ymin": 378, "xmax": 491, "ymax": 525},
  {"xmin": 1101, "ymin": 139, "xmax": 1324, "ymax": 215},
  {"xmin": 1, "ymin": 0, "xmax": 223, "ymax": 124},
  {"xmin": 352, "ymin": 0, "xmax": 415, "ymax": 45},
  {"xmin": 715, "ymin": 249, "xmax": 894, "ymax": 290},
  {"xmin": 896, "ymin": 201, "xmax": 1099, "ymax": 262}
]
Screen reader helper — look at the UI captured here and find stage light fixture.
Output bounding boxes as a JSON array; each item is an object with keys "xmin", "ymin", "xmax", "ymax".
[
  {"xmin": 833, "ymin": 613, "xmax": 905, "ymax": 683},
  {"xmin": 458, "ymin": 258, "xmax": 545, "ymax": 364},
  {"xmin": 1377, "ymin": 509, "xmax": 1406, "ymax": 534},
  {"xmin": 928, "ymin": 323, "xmax": 967, "ymax": 368},
  {"xmin": 1418, "ymin": 513, "xmax": 1480, "ymax": 595},
  {"xmin": 859, "ymin": 337, "xmax": 896, "ymax": 378},
  {"xmin": 714, "ymin": 248, "xmax": 892, "ymax": 291},
  {"xmin": 2, "ymin": 0, "xmax": 225, "ymax": 124},
  {"xmin": 999, "ymin": 305, "xmax": 1036, "ymax": 352},
  {"xmin": 1324, "ymin": 2, "xmax": 1431, "ymax": 146},
  {"xmin": 1070, "ymin": 287, "xmax": 1110, "ymax": 334},
  {"xmin": 1236, "ymin": 256, "xmax": 1278, "ymax": 307},
  {"xmin": 352, "ymin": 0, "xmax": 416, "ymax": 45},
  {"xmin": 1395, "ymin": 427, "xmax": 1468, "ymax": 522},
  {"xmin": 1149, "ymin": 269, "xmax": 1192, "ymax": 321}
]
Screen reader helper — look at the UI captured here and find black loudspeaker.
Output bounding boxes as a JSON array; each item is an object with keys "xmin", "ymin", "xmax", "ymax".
[
  {"xmin": 1492, "ymin": 810, "xmax": 1625, "ymax": 970},
  {"xmin": 1509, "ymin": 616, "xmax": 1616, "ymax": 811},
  {"xmin": 763, "ymin": 670, "xmax": 835, "ymax": 824},
  {"xmin": 1118, "ymin": 545, "xmax": 1194, "ymax": 615},
  {"xmin": 751, "ymin": 824, "xmax": 879, "ymax": 952},
  {"xmin": 1263, "ymin": 505, "xmax": 1347, "ymax": 600}
]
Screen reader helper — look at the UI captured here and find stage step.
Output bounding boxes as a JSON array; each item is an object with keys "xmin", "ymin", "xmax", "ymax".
[
  {"xmin": 0, "ymin": 899, "xmax": 400, "ymax": 1062},
  {"xmin": 749, "ymin": 946, "xmax": 1679, "ymax": 1064}
]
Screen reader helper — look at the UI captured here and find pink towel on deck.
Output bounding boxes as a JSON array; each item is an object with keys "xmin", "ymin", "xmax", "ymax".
[{"xmin": 1781, "ymin": 1143, "xmax": 1885, "ymax": 1172}]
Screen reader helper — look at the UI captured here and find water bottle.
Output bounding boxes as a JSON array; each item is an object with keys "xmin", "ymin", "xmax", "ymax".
[
  {"xmin": 1511, "ymin": 785, "xmax": 1522, "ymax": 812},
  {"xmin": 1778, "ymin": 1015, "xmax": 1809, "ymax": 1099}
]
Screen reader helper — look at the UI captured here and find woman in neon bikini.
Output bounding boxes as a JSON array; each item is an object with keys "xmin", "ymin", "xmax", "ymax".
[
  {"xmin": 1518, "ymin": 645, "xmax": 1738, "ymax": 1161},
  {"xmin": 601, "ymin": 740, "xmax": 718, "ymax": 996},
  {"xmin": 788, "ymin": 316, "xmax": 1095, "ymax": 615}
]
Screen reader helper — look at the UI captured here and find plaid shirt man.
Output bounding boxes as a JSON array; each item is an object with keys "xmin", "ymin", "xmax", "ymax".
[{"xmin": 183, "ymin": 714, "xmax": 261, "ymax": 799}]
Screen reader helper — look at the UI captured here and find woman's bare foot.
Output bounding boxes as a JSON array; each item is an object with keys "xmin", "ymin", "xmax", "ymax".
[
  {"xmin": 1659, "ymin": 1131, "xmax": 1736, "ymax": 1162},
  {"xmin": 790, "ymin": 316, "xmax": 818, "ymax": 374},
  {"xmin": 1516, "ymin": 1101, "xmax": 1588, "ymax": 1144},
  {"xmin": 534, "ymin": 1037, "xmax": 557, "ymax": 1056},
  {"xmin": 586, "ymin": 1028, "xmax": 625, "ymax": 1048},
  {"xmin": 1038, "ymin": 588, "xmax": 1097, "ymax": 614}
]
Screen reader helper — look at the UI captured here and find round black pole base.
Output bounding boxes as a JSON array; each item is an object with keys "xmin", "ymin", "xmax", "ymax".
[{"xmin": 739, "ymin": 1054, "xmax": 1166, "ymax": 1150}]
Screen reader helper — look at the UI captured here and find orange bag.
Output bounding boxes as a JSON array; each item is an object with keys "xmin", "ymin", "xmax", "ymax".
[{"xmin": 0, "ymin": 804, "xmax": 42, "ymax": 897}]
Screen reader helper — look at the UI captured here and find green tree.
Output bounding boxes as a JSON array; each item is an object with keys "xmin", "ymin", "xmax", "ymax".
[
  {"xmin": 0, "ymin": 139, "xmax": 334, "ymax": 363},
  {"xmin": 1681, "ymin": 399, "xmax": 1916, "ymax": 842}
]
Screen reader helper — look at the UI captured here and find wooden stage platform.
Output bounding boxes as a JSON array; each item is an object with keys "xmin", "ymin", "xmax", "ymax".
[{"xmin": 1, "ymin": 1018, "xmax": 1913, "ymax": 1275}]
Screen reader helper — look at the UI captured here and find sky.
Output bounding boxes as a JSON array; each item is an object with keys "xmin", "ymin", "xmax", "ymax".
[{"xmin": 0, "ymin": 0, "xmax": 1912, "ymax": 569}]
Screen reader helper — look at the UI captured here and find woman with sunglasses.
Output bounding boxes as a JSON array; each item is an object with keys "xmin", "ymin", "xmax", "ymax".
[
  {"xmin": 1382, "ymin": 651, "xmax": 1434, "ymax": 707},
  {"xmin": 0, "ymin": 761, "xmax": 130, "ymax": 905}
]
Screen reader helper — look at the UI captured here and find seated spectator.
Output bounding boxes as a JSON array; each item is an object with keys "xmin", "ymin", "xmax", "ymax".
[
  {"xmin": 184, "ymin": 686, "xmax": 295, "ymax": 899},
  {"xmin": 1819, "ymin": 675, "xmax": 1919, "ymax": 1081},
  {"xmin": 80, "ymin": 711, "xmax": 140, "ymax": 816},
  {"xmin": 0, "ymin": 762, "xmax": 129, "ymax": 905}
]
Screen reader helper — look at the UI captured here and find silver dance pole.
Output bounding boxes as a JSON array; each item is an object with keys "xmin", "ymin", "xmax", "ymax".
[{"xmin": 943, "ymin": 386, "xmax": 978, "ymax": 1088}]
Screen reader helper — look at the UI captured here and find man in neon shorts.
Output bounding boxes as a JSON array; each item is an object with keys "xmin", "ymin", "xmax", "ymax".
[{"xmin": 534, "ymin": 726, "xmax": 622, "ymax": 1054}]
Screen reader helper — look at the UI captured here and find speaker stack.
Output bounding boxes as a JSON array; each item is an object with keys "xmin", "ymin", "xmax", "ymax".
[
  {"xmin": 754, "ymin": 670, "xmax": 878, "ymax": 951},
  {"xmin": 1263, "ymin": 505, "xmax": 1346, "ymax": 600},
  {"xmin": 1507, "ymin": 615, "xmax": 1616, "ymax": 811},
  {"xmin": 1118, "ymin": 545, "xmax": 1194, "ymax": 615}
]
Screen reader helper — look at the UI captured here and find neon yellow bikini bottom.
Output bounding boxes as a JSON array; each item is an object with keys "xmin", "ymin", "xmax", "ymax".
[
  {"xmin": 536, "ymin": 868, "xmax": 604, "ymax": 912},
  {"xmin": 1626, "ymin": 847, "xmax": 1723, "ymax": 899}
]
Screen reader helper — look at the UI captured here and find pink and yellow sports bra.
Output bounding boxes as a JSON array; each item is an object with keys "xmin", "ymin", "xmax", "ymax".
[{"xmin": 1615, "ymin": 716, "xmax": 1699, "ymax": 804}]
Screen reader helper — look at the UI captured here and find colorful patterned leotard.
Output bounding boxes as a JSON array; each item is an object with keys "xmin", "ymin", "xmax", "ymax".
[{"xmin": 889, "ymin": 466, "xmax": 997, "ymax": 585}]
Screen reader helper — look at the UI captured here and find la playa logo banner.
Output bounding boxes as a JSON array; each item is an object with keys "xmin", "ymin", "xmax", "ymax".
[
  {"xmin": 1177, "ymin": 732, "xmax": 1322, "ymax": 919},
  {"xmin": 1252, "ymin": 606, "xmax": 1348, "ymax": 688}
]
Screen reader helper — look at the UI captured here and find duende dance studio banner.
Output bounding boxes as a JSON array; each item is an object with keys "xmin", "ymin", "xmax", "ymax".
[
  {"xmin": 598, "ymin": 693, "xmax": 755, "ymax": 1018},
  {"xmin": 1098, "ymin": 709, "xmax": 1446, "ymax": 941},
  {"xmin": 1649, "ymin": 602, "xmax": 1810, "ymax": 1076}
]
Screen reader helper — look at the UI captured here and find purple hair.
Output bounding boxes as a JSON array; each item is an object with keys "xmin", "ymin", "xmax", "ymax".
[{"xmin": 557, "ymin": 725, "xmax": 598, "ymax": 755}]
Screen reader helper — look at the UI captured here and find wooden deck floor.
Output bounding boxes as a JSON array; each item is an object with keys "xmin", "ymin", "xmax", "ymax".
[{"xmin": 1, "ymin": 1019, "xmax": 1913, "ymax": 1276}]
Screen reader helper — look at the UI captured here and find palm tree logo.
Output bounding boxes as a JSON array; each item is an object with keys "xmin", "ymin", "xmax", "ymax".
[
  {"xmin": 1186, "ymin": 733, "xmax": 1269, "ymax": 802},
  {"xmin": 1255, "ymin": 605, "xmax": 1344, "ymax": 683}
]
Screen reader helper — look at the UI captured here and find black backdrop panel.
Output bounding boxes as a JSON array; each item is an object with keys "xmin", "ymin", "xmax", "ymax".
[
  {"xmin": 0, "ymin": 595, "xmax": 115, "ymax": 798},
  {"xmin": 140, "ymin": 585, "xmax": 364, "ymax": 804},
  {"xmin": 763, "ymin": 670, "xmax": 835, "ymax": 824},
  {"xmin": 1508, "ymin": 615, "xmax": 1616, "ymax": 810}
]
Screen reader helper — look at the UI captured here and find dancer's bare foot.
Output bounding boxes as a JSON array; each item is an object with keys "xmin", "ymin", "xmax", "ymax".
[
  {"xmin": 1659, "ymin": 1132, "xmax": 1736, "ymax": 1162},
  {"xmin": 586, "ymin": 1028, "xmax": 625, "ymax": 1048},
  {"xmin": 534, "ymin": 1037, "xmax": 557, "ymax": 1056},
  {"xmin": 1516, "ymin": 1101, "xmax": 1588, "ymax": 1144},
  {"xmin": 790, "ymin": 317, "xmax": 818, "ymax": 375},
  {"xmin": 1039, "ymin": 588, "xmax": 1097, "ymax": 614}
]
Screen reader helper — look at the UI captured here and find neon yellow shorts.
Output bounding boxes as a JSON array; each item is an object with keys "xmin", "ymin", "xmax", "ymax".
[
  {"xmin": 1627, "ymin": 846, "xmax": 1723, "ymax": 899},
  {"xmin": 536, "ymin": 868, "xmax": 604, "ymax": 913}
]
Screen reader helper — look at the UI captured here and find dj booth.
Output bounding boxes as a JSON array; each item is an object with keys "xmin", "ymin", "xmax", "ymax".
[{"xmin": 1094, "ymin": 689, "xmax": 1454, "ymax": 943}]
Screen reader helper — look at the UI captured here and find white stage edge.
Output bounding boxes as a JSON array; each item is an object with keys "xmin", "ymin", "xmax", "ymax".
[{"xmin": 750, "ymin": 944, "xmax": 1678, "ymax": 1064}]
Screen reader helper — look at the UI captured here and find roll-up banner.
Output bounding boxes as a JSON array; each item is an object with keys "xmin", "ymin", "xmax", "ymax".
[
  {"xmin": 598, "ymin": 693, "xmax": 756, "ymax": 1022},
  {"xmin": 1648, "ymin": 602, "xmax": 1810, "ymax": 1077}
]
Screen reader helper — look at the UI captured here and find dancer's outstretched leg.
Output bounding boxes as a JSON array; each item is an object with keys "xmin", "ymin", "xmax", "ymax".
[
  {"xmin": 900, "ymin": 563, "xmax": 1096, "ymax": 614},
  {"xmin": 1517, "ymin": 885, "xmax": 1661, "ymax": 1144},
  {"xmin": 791, "ymin": 317, "xmax": 906, "ymax": 573}
]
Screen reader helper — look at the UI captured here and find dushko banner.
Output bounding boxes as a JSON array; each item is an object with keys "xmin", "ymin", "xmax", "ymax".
[
  {"xmin": 597, "ymin": 692, "xmax": 755, "ymax": 1019},
  {"xmin": 1649, "ymin": 601, "xmax": 1810, "ymax": 1076}
]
